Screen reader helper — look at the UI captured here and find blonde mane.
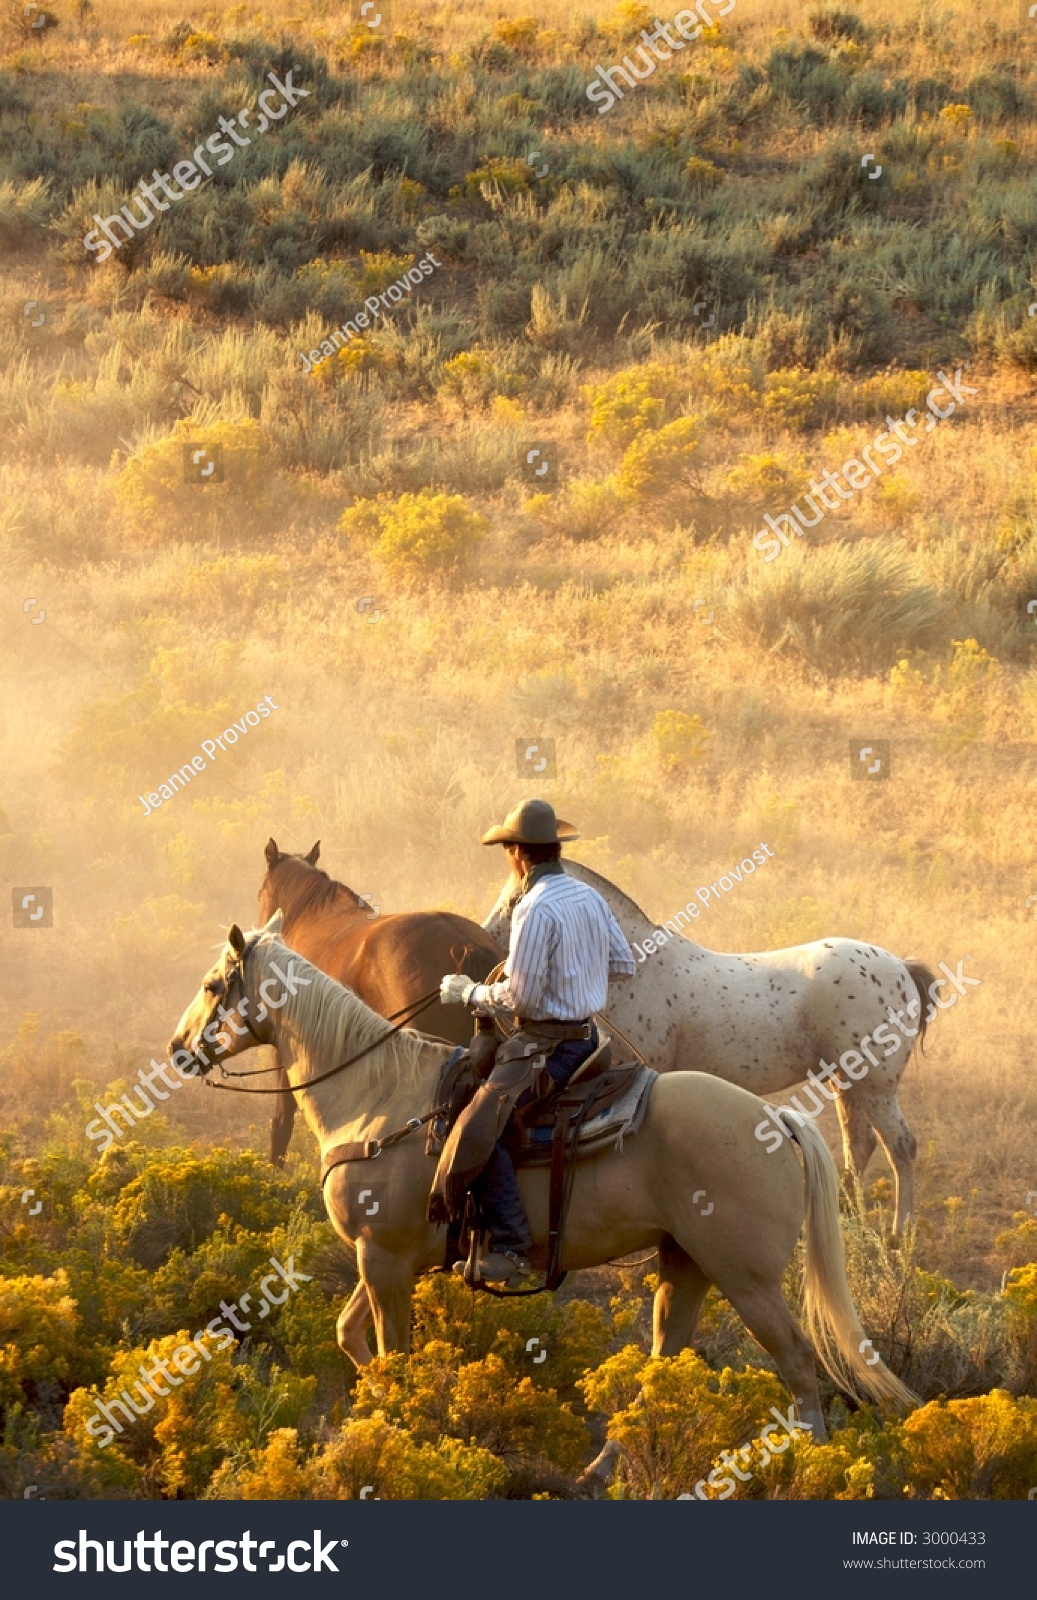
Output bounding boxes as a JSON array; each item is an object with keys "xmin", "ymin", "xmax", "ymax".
[{"xmin": 246, "ymin": 933, "xmax": 449, "ymax": 1131}]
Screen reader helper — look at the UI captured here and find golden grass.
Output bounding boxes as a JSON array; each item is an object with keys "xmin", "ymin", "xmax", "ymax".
[{"xmin": 1, "ymin": 0, "xmax": 1036, "ymax": 1304}]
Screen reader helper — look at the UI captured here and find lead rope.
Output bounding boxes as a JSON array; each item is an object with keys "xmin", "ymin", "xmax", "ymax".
[{"xmin": 596, "ymin": 1011, "xmax": 649, "ymax": 1067}]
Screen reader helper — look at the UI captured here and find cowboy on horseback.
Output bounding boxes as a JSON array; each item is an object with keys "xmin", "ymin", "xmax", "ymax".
[{"xmin": 438, "ymin": 799, "xmax": 636, "ymax": 1285}]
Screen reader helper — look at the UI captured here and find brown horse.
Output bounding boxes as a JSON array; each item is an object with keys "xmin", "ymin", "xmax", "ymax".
[{"xmin": 258, "ymin": 840, "xmax": 502, "ymax": 1163}]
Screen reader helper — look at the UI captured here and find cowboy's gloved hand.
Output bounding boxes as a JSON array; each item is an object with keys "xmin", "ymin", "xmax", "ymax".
[{"xmin": 440, "ymin": 974, "xmax": 478, "ymax": 1006}]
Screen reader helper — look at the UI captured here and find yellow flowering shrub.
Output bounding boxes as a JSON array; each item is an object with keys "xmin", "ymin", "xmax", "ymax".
[
  {"xmin": 853, "ymin": 369, "xmax": 933, "ymax": 419},
  {"xmin": 53, "ymin": 644, "xmax": 244, "ymax": 783},
  {"xmin": 877, "ymin": 470, "xmax": 923, "ymax": 521},
  {"xmin": 209, "ymin": 1420, "xmax": 508, "ymax": 1500},
  {"xmin": 352, "ymin": 1342, "xmax": 589, "ymax": 1477},
  {"xmin": 114, "ymin": 419, "xmax": 273, "ymax": 538},
  {"xmin": 1004, "ymin": 1262, "xmax": 1037, "ymax": 1378},
  {"xmin": 439, "ymin": 348, "xmax": 527, "ymax": 411},
  {"xmin": 456, "ymin": 159, "xmax": 536, "ymax": 200},
  {"xmin": 0, "ymin": 1271, "xmax": 83, "ymax": 1410},
  {"xmin": 888, "ymin": 654, "xmax": 934, "ymax": 711},
  {"xmin": 354, "ymin": 251, "xmax": 417, "ymax": 297},
  {"xmin": 182, "ymin": 554, "xmax": 282, "ymax": 610},
  {"xmin": 525, "ymin": 478, "xmax": 619, "ymax": 541},
  {"xmin": 581, "ymin": 1349, "xmax": 789, "ymax": 1500},
  {"xmin": 940, "ymin": 104, "xmax": 973, "ymax": 133},
  {"xmin": 650, "ymin": 710, "xmax": 711, "ymax": 771},
  {"xmin": 491, "ymin": 16, "xmax": 541, "ymax": 53},
  {"xmin": 339, "ymin": 489, "xmax": 489, "ymax": 577},
  {"xmin": 725, "ymin": 449, "xmax": 810, "ymax": 504},
  {"xmin": 338, "ymin": 26, "xmax": 385, "ymax": 60},
  {"xmin": 763, "ymin": 367, "xmax": 842, "ymax": 430},
  {"xmin": 600, "ymin": 1, "xmax": 656, "ymax": 43},
  {"xmin": 995, "ymin": 1217, "xmax": 1037, "ymax": 1270},
  {"xmin": 686, "ymin": 156, "xmax": 725, "ymax": 190},
  {"xmin": 900, "ymin": 1391, "xmax": 1037, "ymax": 1499},
  {"xmin": 689, "ymin": 336, "xmax": 763, "ymax": 421},
  {"xmin": 932, "ymin": 638, "xmax": 999, "ymax": 744},
  {"xmin": 584, "ymin": 362, "xmax": 690, "ymax": 450},
  {"xmin": 615, "ymin": 415, "xmax": 706, "ymax": 504},
  {"xmin": 64, "ymin": 1331, "xmax": 250, "ymax": 1498}
]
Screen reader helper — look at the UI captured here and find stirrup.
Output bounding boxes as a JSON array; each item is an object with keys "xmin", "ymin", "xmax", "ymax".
[
  {"xmin": 452, "ymin": 1245, "xmax": 531, "ymax": 1285},
  {"xmin": 477, "ymin": 1248, "xmax": 532, "ymax": 1283}
]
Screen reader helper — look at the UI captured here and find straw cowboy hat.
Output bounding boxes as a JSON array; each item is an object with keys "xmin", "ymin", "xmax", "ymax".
[{"xmin": 481, "ymin": 798, "xmax": 580, "ymax": 846}]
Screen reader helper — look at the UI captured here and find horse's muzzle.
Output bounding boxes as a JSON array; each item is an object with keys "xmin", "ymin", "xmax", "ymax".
[{"xmin": 169, "ymin": 1035, "xmax": 210, "ymax": 1076}]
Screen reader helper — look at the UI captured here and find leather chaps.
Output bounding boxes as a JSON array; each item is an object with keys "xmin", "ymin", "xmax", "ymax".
[{"xmin": 428, "ymin": 1033, "xmax": 549, "ymax": 1227}]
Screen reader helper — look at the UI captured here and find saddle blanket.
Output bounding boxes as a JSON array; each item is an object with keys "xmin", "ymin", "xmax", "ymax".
[{"xmin": 517, "ymin": 1064, "xmax": 657, "ymax": 1166}]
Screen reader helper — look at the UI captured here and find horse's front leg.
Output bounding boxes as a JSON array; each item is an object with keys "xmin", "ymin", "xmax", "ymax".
[
  {"xmin": 357, "ymin": 1236, "xmax": 417, "ymax": 1355},
  {"xmin": 336, "ymin": 1281, "xmax": 374, "ymax": 1369}
]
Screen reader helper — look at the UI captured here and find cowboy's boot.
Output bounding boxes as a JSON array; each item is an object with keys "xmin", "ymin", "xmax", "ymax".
[{"xmin": 453, "ymin": 1247, "xmax": 531, "ymax": 1284}]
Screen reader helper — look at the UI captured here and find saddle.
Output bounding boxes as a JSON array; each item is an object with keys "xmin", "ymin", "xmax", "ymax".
[
  {"xmin": 426, "ymin": 1030, "xmax": 655, "ymax": 1290},
  {"xmin": 506, "ymin": 1042, "xmax": 645, "ymax": 1163}
]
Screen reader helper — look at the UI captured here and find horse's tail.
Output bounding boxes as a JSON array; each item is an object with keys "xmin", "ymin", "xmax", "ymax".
[
  {"xmin": 778, "ymin": 1109, "xmax": 917, "ymax": 1410},
  {"xmin": 905, "ymin": 960, "xmax": 937, "ymax": 1054}
]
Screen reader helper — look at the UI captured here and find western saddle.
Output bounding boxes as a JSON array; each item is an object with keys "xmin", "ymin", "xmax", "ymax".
[{"xmin": 426, "ymin": 1029, "xmax": 644, "ymax": 1291}]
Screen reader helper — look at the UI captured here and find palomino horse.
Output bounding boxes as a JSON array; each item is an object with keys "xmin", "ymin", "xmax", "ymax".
[
  {"xmin": 170, "ymin": 914, "xmax": 915, "ymax": 1453},
  {"xmin": 485, "ymin": 860, "xmax": 936, "ymax": 1239},
  {"xmin": 258, "ymin": 840, "xmax": 502, "ymax": 1163}
]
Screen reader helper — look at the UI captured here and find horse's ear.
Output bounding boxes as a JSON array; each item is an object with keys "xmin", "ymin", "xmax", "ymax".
[
  {"xmin": 265, "ymin": 838, "xmax": 279, "ymax": 867},
  {"xmin": 261, "ymin": 909, "xmax": 284, "ymax": 938},
  {"xmin": 305, "ymin": 840, "xmax": 321, "ymax": 865},
  {"xmin": 228, "ymin": 924, "xmax": 247, "ymax": 955}
]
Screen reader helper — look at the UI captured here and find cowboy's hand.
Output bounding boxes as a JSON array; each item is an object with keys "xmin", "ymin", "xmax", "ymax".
[{"xmin": 440, "ymin": 974, "xmax": 477, "ymax": 1006}]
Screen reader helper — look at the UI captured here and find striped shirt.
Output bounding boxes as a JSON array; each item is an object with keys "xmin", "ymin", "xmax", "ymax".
[{"xmin": 474, "ymin": 873, "xmax": 636, "ymax": 1022}]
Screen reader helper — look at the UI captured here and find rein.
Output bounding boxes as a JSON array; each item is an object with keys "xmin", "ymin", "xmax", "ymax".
[
  {"xmin": 204, "ymin": 938, "xmax": 475, "ymax": 1098},
  {"xmin": 205, "ymin": 985, "xmax": 442, "ymax": 1096}
]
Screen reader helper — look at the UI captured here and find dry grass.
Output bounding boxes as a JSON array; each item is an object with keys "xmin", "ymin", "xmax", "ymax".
[{"xmin": 1, "ymin": 0, "xmax": 1036, "ymax": 1307}]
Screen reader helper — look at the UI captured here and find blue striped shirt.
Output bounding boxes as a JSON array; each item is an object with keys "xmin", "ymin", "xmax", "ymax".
[{"xmin": 474, "ymin": 873, "xmax": 636, "ymax": 1021}]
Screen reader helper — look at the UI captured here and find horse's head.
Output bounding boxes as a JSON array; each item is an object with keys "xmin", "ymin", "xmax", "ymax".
[
  {"xmin": 169, "ymin": 911, "xmax": 284, "ymax": 1075},
  {"xmin": 258, "ymin": 837, "xmax": 322, "ymax": 922},
  {"xmin": 259, "ymin": 837, "xmax": 379, "ymax": 929}
]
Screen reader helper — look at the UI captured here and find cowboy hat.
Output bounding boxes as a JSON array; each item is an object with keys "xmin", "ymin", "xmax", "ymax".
[{"xmin": 481, "ymin": 798, "xmax": 580, "ymax": 846}]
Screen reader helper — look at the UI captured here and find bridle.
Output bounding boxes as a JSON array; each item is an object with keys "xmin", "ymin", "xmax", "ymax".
[
  {"xmin": 222, "ymin": 948, "xmax": 269, "ymax": 1043},
  {"xmin": 192, "ymin": 939, "xmax": 458, "ymax": 1097},
  {"xmin": 186, "ymin": 939, "xmax": 267, "ymax": 1076}
]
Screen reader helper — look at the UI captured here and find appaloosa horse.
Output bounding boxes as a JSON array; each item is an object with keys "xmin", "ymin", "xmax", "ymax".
[
  {"xmin": 258, "ymin": 840, "xmax": 501, "ymax": 1163},
  {"xmin": 171, "ymin": 915, "xmax": 916, "ymax": 1448},
  {"xmin": 485, "ymin": 860, "xmax": 936, "ymax": 1239}
]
